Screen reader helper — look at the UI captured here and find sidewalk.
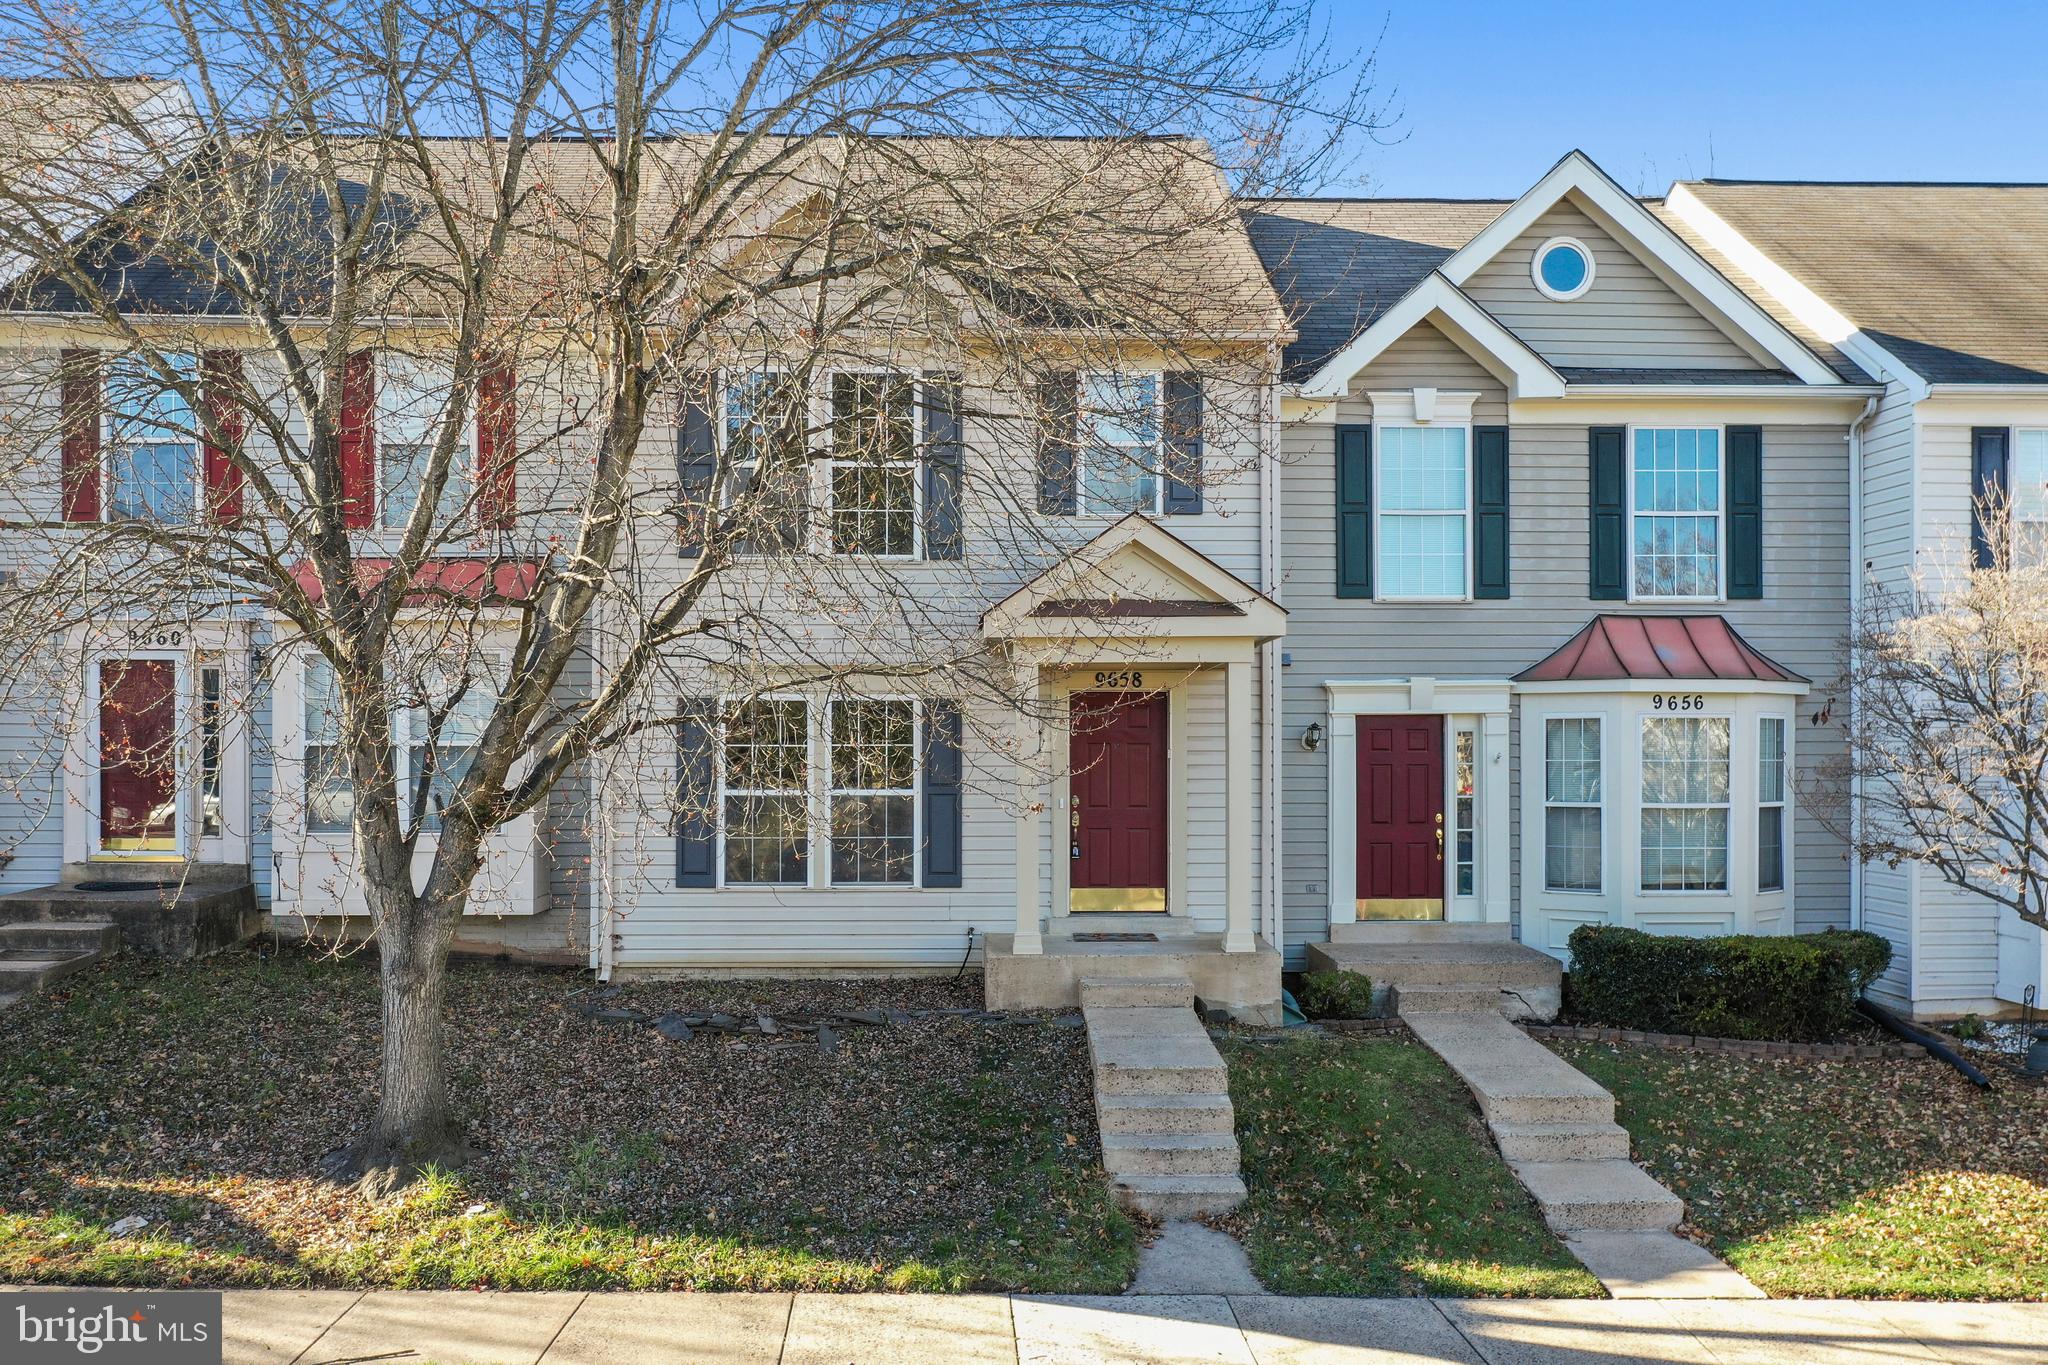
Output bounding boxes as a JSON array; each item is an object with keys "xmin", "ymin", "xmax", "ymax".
[{"xmin": 13, "ymin": 1286, "xmax": 2040, "ymax": 1365}]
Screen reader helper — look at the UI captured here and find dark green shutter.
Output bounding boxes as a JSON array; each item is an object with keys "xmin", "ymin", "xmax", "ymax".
[
  {"xmin": 1336, "ymin": 424, "xmax": 1372, "ymax": 598},
  {"xmin": 1588, "ymin": 426, "xmax": 1626, "ymax": 600},
  {"xmin": 675, "ymin": 696, "xmax": 717, "ymax": 888},
  {"xmin": 1473, "ymin": 425, "xmax": 1510, "ymax": 600},
  {"xmin": 922, "ymin": 373, "xmax": 964, "ymax": 560},
  {"xmin": 1035, "ymin": 372, "xmax": 1078, "ymax": 514},
  {"xmin": 1162, "ymin": 372, "xmax": 1203, "ymax": 514},
  {"xmin": 922, "ymin": 701, "xmax": 963, "ymax": 888},
  {"xmin": 1971, "ymin": 427, "xmax": 2011, "ymax": 569},
  {"xmin": 1726, "ymin": 425, "xmax": 1763, "ymax": 599},
  {"xmin": 676, "ymin": 371, "xmax": 718, "ymax": 557}
]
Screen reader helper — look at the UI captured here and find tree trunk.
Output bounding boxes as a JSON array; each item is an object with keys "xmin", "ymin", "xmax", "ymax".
[{"xmin": 320, "ymin": 901, "xmax": 473, "ymax": 1196}]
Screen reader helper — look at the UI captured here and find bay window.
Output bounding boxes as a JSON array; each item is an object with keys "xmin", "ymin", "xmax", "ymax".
[
  {"xmin": 300, "ymin": 655, "xmax": 500, "ymax": 837},
  {"xmin": 1543, "ymin": 717, "xmax": 1602, "ymax": 892},
  {"xmin": 1631, "ymin": 426, "xmax": 1722, "ymax": 599},
  {"xmin": 1376, "ymin": 425, "xmax": 1469, "ymax": 599},
  {"xmin": 1640, "ymin": 716, "xmax": 1730, "ymax": 892},
  {"xmin": 1078, "ymin": 372, "xmax": 1160, "ymax": 514},
  {"xmin": 106, "ymin": 352, "xmax": 199, "ymax": 522}
]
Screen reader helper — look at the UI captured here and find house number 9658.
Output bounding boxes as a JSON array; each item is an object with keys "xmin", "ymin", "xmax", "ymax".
[
  {"xmin": 1652, "ymin": 693, "xmax": 1707, "ymax": 711},
  {"xmin": 1093, "ymin": 670, "xmax": 1144, "ymax": 689}
]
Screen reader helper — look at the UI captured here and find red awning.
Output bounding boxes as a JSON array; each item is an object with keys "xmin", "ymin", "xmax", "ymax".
[
  {"xmin": 287, "ymin": 558, "xmax": 543, "ymax": 606},
  {"xmin": 1513, "ymin": 615, "xmax": 1806, "ymax": 685}
]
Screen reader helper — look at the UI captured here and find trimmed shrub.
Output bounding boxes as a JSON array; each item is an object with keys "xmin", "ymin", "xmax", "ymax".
[
  {"xmin": 1564, "ymin": 926, "xmax": 1894, "ymax": 1042},
  {"xmin": 1298, "ymin": 970, "xmax": 1375, "ymax": 1020}
]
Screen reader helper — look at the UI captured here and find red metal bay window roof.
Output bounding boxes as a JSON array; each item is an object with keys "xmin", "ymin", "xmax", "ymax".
[
  {"xmin": 287, "ymin": 558, "xmax": 542, "ymax": 606},
  {"xmin": 1514, "ymin": 615, "xmax": 1806, "ymax": 685}
]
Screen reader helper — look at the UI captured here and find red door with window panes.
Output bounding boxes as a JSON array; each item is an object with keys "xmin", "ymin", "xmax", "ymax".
[
  {"xmin": 1068, "ymin": 691, "xmax": 1170, "ymax": 912},
  {"xmin": 1356, "ymin": 715, "xmax": 1445, "ymax": 920},
  {"xmin": 99, "ymin": 659, "xmax": 179, "ymax": 851}
]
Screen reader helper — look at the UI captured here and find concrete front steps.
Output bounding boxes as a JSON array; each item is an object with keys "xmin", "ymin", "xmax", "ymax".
[
  {"xmin": 1306, "ymin": 922, "xmax": 1562, "ymax": 1021},
  {"xmin": 1081, "ymin": 974, "xmax": 1246, "ymax": 1219},
  {"xmin": 0, "ymin": 919, "xmax": 119, "ymax": 1007},
  {"xmin": 1401, "ymin": 1007, "xmax": 1761, "ymax": 1299}
]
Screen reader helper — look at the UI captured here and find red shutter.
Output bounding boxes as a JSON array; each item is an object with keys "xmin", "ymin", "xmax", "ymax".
[
  {"xmin": 59, "ymin": 349, "xmax": 101, "ymax": 522},
  {"xmin": 202, "ymin": 350, "xmax": 246, "ymax": 523},
  {"xmin": 476, "ymin": 356, "xmax": 516, "ymax": 529},
  {"xmin": 339, "ymin": 350, "xmax": 375, "ymax": 528}
]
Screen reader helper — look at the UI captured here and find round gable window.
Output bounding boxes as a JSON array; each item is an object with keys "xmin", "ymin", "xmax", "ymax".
[{"xmin": 1532, "ymin": 236, "xmax": 1594, "ymax": 301}]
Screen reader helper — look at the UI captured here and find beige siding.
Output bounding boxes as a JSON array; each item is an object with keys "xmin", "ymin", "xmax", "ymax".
[
  {"xmin": 1463, "ymin": 201, "xmax": 1766, "ymax": 371},
  {"xmin": 1279, "ymin": 334, "xmax": 1850, "ymax": 960}
]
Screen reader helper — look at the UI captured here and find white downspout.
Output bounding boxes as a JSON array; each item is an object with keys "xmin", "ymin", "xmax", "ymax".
[
  {"xmin": 1847, "ymin": 395, "xmax": 1876, "ymax": 932},
  {"xmin": 1261, "ymin": 349, "xmax": 1283, "ymax": 953},
  {"xmin": 593, "ymin": 594, "xmax": 618, "ymax": 982}
]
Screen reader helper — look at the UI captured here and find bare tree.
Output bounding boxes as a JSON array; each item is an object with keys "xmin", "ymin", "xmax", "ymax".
[
  {"xmin": 1823, "ymin": 493, "xmax": 2048, "ymax": 951},
  {"xmin": 0, "ymin": 0, "xmax": 1383, "ymax": 1191}
]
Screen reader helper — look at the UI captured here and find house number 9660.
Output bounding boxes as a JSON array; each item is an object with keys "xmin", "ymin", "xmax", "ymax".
[
  {"xmin": 1652, "ymin": 693, "xmax": 1707, "ymax": 711},
  {"xmin": 1093, "ymin": 670, "xmax": 1144, "ymax": 689}
]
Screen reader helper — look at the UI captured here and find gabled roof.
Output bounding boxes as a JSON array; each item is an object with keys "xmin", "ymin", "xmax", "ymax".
[
  {"xmin": 1295, "ymin": 272, "xmax": 1564, "ymax": 400},
  {"xmin": 981, "ymin": 514, "xmax": 1285, "ymax": 643},
  {"xmin": 1513, "ymin": 615, "xmax": 1806, "ymax": 686},
  {"xmin": 1667, "ymin": 179, "xmax": 2048, "ymax": 387}
]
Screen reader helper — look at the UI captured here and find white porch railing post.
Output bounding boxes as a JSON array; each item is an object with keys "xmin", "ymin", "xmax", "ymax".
[
  {"xmin": 1013, "ymin": 655, "xmax": 1044, "ymax": 955},
  {"xmin": 1225, "ymin": 658, "xmax": 1255, "ymax": 953}
]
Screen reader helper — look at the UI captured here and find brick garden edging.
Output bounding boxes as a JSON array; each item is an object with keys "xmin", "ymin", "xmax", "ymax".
[{"xmin": 1522, "ymin": 1022, "xmax": 1925, "ymax": 1061}]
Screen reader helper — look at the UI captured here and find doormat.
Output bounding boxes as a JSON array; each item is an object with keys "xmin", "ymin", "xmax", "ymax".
[{"xmin": 1073, "ymin": 932, "xmax": 1158, "ymax": 943}]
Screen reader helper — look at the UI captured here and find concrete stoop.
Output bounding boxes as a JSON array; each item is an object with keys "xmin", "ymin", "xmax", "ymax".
[
  {"xmin": 1305, "ymin": 936, "xmax": 1563, "ymax": 1022},
  {"xmin": 0, "ymin": 920, "xmax": 118, "ymax": 1003},
  {"xmin": 1402, "ymin": 1009, "xmax": 1762, "ymax": 1299},
  {"xmin": 1081, "ymin": 974, "xmax": 1247, "ymax": 1219}
]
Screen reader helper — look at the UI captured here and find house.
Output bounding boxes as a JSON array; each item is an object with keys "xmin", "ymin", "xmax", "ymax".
[
  {"xmin": 1664, "ymin": 178, "xmax": 2048, "ymax": 1017},
  {"xmin": 1244, "ymin": 152, "xmax": 1872, "ymax": 1011}
]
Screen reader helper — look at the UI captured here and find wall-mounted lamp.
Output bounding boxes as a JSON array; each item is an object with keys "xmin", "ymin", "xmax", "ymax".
[{"xmin": 1300, "ymin": 722, "xmax": 1324, "ymax": 752}]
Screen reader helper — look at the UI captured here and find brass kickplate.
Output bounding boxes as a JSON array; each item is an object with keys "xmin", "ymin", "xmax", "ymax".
[
  {"xmin": 1069, "ymin": 886, "xmax": 1167, "ymax": 913},
  {"xmin": 1357, "ymin": 897, "xmax": 1445, "ymax": 922}
]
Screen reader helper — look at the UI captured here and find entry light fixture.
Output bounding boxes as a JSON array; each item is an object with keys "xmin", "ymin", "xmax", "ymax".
[{"xmin": 1300, "ymin": 722, "xmax": 1324, "ymax": 753}]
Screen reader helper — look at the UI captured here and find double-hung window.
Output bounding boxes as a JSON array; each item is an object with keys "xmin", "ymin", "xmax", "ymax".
[
  {"xmin": 723, "ymin": 371, "xmax": 809, "ymax": 554},
  {"xmin": 1078, "ymin": 372, "xmax": 1160, "ymax": 514},
  {"xmin": 106, "ymin": 352, "xmax": 199, "ymax": 522},
  {"xmin": 1377, "ymin": 424, "xmax": 1469, "ymax": 599},
  {"xmin": 829, "ymin": 699, "xmax": 916, "ymax": 884},
  {"xmin": 1543, "ymin": 717, "xmax": 1602, "ymax": 892},
  {"xmin": 379, "ymin": 355, "xmax": 470, "ymax": 530},
  {"xmin": 717, "ymin": 695, "xmax": 923, "ymax": 887},
  {"xmin": 1640, "ymin": 716, "xmax": 1730, "ymax": 892},
  {"xmin": 721, "ymin": 698, "xmax": 811, "ymax": 884},
  {"xmin": 301, "ymin": 655, "xmax": 500, "ymax": 836},
  {"xmin": 829, "ymin": 373, "xmax": 918, "ymax": 556},
  {"xmin": 1631, "ymin": 427, "xmax": 1722, "ymax": 599},
  {"xmin": 1758, "ymin": 716, "xmax": 1786, "ymax": 893},
  {"xmin": 2012, "ymin": 430, "xmax": 2048, "ymax": 564}
]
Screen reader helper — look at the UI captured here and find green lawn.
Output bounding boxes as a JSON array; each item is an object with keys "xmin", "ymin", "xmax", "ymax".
[
  {"xmin": 1555, "ymin": 1041, "xmax": 2048, "ymax": 1299},
  {"xmin": 0, "ymin": 949, "xmax": 1138, "ymax": 1292},
  {"xmin": 1220, "ymin": 1033, "xmax": 1602, "ymax": 1297}
]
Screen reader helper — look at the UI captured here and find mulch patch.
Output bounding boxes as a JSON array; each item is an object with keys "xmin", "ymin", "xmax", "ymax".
[{"xmin": 0, "ymin": 946, "xmax": 1135, "ymax": 1291}]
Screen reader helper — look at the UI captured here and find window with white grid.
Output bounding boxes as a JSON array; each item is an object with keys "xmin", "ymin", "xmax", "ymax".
[
  {"xmin": 829, "ymin": 699, "xmax": 917, "ymax": 885},
  {"xmin": 1377, "ymin": 425, "xmax": 1469, "ymax": 598},
  {"xmin": 1758, "ymin": 716, "xmax": 1786, "ymax": 892},
  {"xmin": 1544, "ymin": 717, "xmax": 1602, "ymax": 892},
  {"xmin": 1631, "ymin": 427, "xmax": 1722, "ymax": 599},
  {"xmin": 829, "ymin": 373, "xmax": 919, "ymax": 556},
  {"xmin": 1640, "ymin": 716, "xmax": 1730, "ymax": 891},
  {"xmin": 721, "ymin": 698, "xmax": 811, "ymax": 885},
  {"xmin": 723, "ymin": 370, "xmax": 809, "ymax": 554},
  {"xmin": 2013, "ymin": 430, "xmax": 2048, "ymax": 565},
  {"xmin": 106, "ymin": 351, "xmax": 199, "ymax": 523}
]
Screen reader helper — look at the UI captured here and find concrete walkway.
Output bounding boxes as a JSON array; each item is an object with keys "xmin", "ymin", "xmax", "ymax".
[{"xmin": 15, "ymin": 1287, "xmax": 2043, "ymax": 1365}]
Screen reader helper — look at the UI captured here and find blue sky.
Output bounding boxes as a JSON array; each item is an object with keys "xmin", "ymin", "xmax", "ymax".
[{"xmin": 1325, "ymin": 2, "xmax": 2048, "ymax": 198}]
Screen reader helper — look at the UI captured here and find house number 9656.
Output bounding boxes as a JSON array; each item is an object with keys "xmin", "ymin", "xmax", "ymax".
[
  {"xmin": 1093, "ymin": 670, "xmax": 1144, "ymax": 689},
  {"xmin": 1652, "ymin": 693, "xmax": 1707, "ymax": 711}
]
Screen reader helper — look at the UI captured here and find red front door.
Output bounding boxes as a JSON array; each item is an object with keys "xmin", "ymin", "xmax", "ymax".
[
  {"xmin": 100, "ymin": 658, "xmax": 179, "ymax": 851},
  {"xmin": 1069, "ymin": 691, "xmax": 1169, "ymax": 912},
  {"xmin": 1356, "ymin": 715, "xmax": 1445, "ymax": 920}
]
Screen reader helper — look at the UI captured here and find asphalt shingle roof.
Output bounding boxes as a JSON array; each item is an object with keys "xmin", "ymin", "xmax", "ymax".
[{"xmin": 1675, "ymin": 180, "xmax": 2048, "ymax": 385}]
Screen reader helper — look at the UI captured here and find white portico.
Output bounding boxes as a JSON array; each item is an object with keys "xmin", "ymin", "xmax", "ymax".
[{"xmin": 977, "ymin": 515, "xmax": 1286, "ymax": 1021}]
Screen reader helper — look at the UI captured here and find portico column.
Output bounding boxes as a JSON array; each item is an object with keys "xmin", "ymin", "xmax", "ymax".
[
  {"xmin": 1225, "ymin": 658, "xmax": 1255, "ymax": 954},
  {"xmin": 1012, "ymin": 655, "xmax": 1044, "ymax": 955}
]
